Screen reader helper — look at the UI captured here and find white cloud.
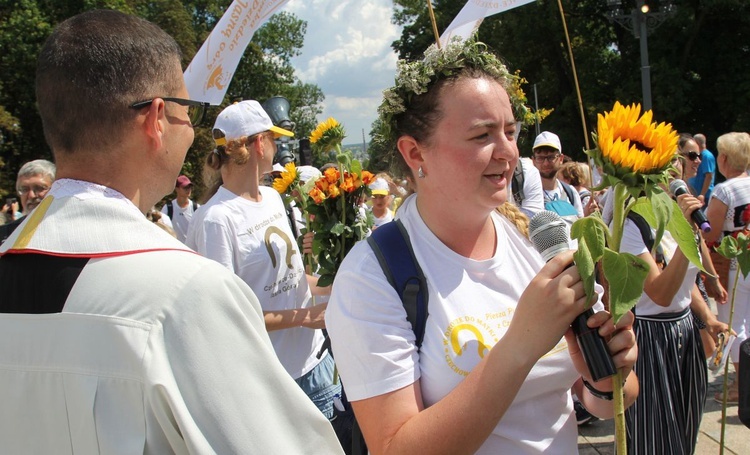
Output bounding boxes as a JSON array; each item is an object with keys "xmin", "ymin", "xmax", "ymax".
[{"xmin": 285, "ymin": 0, "xmax": 401, "ymax": 141}]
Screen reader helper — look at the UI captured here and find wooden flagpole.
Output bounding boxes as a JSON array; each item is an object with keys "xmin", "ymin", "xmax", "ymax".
[
  {"xmin": 556, "ymin": 0, "xmax": 590, "ymax": 152},
  {"xmin": 427, "ymin": 0, "xmax": 441, "ymax": 48}
]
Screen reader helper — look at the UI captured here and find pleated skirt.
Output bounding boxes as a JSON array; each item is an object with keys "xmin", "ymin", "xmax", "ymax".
[{"xmin": 625, "ymin": 308, "xmax": 708, "ymax": 455}]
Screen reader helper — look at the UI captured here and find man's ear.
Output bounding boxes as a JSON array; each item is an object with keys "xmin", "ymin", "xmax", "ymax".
[
  {"xmin": 397, "ymin": 135, "xmax": 424, "ymax": 176},
  {"xmin": 142, "ymin": 98, "xmax": 167, "ymax": 150}
]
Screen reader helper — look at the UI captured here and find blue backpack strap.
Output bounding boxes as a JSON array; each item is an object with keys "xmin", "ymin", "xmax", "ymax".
[{"xmin": 366, "ymin": 219, "xmax": 429, "ymax": 349}]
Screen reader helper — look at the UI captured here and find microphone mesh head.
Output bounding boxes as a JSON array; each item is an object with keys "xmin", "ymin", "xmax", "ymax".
[
  {"xmin": 529, "ymin": 210, "xmax": 570, "ymax": 261},
  {"xmin": 669, "ymin": 179, "xmax": 688, "ymax": 195}
]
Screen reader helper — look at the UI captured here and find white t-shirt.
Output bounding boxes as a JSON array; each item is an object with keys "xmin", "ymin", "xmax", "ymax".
[
  {"xmin": 161, "ymin": 199, "xmax": 197, "ymax": 243},
  {"xmin": 712, "ymin": 177, "xmax": 750, "ymax": 235},
  {"xmin": 619, "ymin": 218, "xmax": 698, "ymax": 316},
  {"xmin": 326, "ymin": 194, "xmax": 582, "ymax": 454},
  {"xmin": 186, "ymin": 185, "xmax": 324, "ymax": 379},
  {"xmin": 509, "ymin": 157, "xmax": 545, "ymax": 217},
  {"xmin": 372, "ymin": 208, "xmax": 394, "ymax": 228}
]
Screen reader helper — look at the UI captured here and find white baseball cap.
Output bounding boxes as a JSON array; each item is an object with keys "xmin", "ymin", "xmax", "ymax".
[
  {"xmin": 213, "ymin": 100, "xmax": 293, "ymax": 146},
  {"xmin": 533, "ymin": 131, "xmax": 562, "ymax": 152},
  {"xmin": 369, "ymin": 178, "xmax": 389, "ymax": 196}
]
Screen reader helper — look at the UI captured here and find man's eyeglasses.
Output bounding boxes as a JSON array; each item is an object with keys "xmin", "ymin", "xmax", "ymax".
[
  {"xmin": 130, "ymin": 97, "xmax": 210, "ymax": 127},
  {"xmin": 17, "ymin": 185, "xmax": 50, "ymax": 196},
  {"xmin": 533, "ymin": 154, "xmax": 560, "ymax": 163},
  {"xmin": 682, "ymin": 151, "xmax": 701, "ymax": 161}
]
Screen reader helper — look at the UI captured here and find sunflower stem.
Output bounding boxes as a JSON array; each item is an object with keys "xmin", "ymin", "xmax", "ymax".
[
  {"xmin": 609, "ymin": 182, "xmax": 629, "ymax": 454},
  {"xmin": 719, "ymin": 265, "xmax": 740, "ymax": 454}
]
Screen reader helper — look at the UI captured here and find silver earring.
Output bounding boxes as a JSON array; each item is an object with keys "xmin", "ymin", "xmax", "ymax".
[{"xmin": 418, "ymin": 166, "xmax": 425, "ymax": 179}]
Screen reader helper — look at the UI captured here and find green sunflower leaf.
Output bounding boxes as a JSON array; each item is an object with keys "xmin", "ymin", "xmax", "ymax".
[{"xmin": 602, "ymin": 248, "xmax": 650, "ymax": 324}]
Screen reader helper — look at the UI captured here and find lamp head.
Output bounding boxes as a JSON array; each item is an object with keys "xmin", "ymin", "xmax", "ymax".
[{"xmin": 262, "ymin": 96, "xmax": 294, "ymax": 131}]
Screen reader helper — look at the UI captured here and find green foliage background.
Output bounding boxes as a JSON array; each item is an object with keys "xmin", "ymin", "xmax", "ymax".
[
  {"xmin": 0, "ymin": 0, "xmax": 324, "ymax": 203},
  {"xmin": 369, "ymin": 0, "xmax": 750, "ymax": 173}
]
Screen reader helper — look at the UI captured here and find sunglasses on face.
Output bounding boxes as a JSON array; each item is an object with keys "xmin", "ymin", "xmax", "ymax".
[
  {"xmin": 682, "ymin": 151, "xmax": 700, "ymax": 161},
  {"xmin": 130, "ymin": 97, "xmax": 210, "ymax": 127}
]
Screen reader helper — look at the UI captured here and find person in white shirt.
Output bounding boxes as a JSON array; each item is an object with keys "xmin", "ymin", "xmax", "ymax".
[
  {"xmin": 186, "ymin": 100, "xmax": 341, "ymax": 422},
  {"xmin": 325, "ymin": 39, "xmax": 638, "ymax": 454},
  {"xmin": 532, "ymin": 131, "xmax": 585, "ymax": 219},
  {"xmin": 0, "ymin": 10, "xmax": 342, "ymax": 454},
  {"xmin": 160, "ymin": 174, "xmax": 198, "ymax": 243},
  {"xmin": 369, "ymin": 177, "xmax": 394, "ymax": 228}
]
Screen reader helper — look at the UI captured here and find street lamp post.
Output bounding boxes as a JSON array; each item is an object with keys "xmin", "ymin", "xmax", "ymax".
[{"xmin": 605, "ymin": 0, "xmax": 675, "ymax": 111}]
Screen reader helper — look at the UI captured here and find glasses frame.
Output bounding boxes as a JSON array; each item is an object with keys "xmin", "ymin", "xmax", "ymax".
[
  {"xmin": 533, "ymin": 153, "xmax": 561, "ymax": 163},
  {"xmin": 684, "ymin": 151, "xmax": 700, "ymax": 161},
  {"xmin": 130, "ymin": 97, "xmax": 210, "ymax": 127},
  {"xmin": 17, "ymin": 184, "xmax": 51, "ymax": 196}
]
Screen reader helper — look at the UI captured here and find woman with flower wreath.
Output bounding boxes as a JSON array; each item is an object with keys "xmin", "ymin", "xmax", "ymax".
[
  {"xmin": 185, "ymin": 100, "xmax": 342, "ymax": 425},
  {"xmin": 324, "ymin": 39, "xmax": 638, "ymax": 454},
  {"xmin": 704, "ymin": 132, "xmax": 750, "ymax": 404}
]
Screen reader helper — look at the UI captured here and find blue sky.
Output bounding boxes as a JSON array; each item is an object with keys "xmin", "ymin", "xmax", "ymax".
[{"xmin": 285, "ymin": 0, "xmax": 402, "ymax": 143}]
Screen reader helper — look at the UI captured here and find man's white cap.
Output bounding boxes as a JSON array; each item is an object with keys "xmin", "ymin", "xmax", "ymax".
[
  {"xmin": 533, "ymin": 131, "xmax": 562, "ymax": 152},
  {"xmin": 213, "ymin": 100, "xmax": 293, "ymax": 146}
]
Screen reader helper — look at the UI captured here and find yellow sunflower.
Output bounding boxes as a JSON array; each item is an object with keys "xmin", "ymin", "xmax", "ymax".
[
  {"xmin": 596, "ymin": 102, "xmax": 678, "ymax": 176},
  {"xmin": 272, "ymin": 162, "xmax": 298, "ymax": 194},
  {"xmin": 586, "ymin": 102, "xmax": 679, "ymax": 190},
  {"xmin": 309, "ymin": 117, "xmax": 346, "ymax": 154}
]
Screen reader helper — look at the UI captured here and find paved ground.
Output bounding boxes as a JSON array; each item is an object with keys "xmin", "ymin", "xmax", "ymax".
[{"xmin": 577, "ymin": 361, "xmax": 748, "ymax": 454}]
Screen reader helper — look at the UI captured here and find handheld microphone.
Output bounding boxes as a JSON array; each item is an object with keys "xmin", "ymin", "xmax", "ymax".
[
  {"xmin": 669, "ymin": 179, "xmax": 711, "ymax": 233},
  {"xmin": 529, "ymin": 211, "xmax": 616, "ymax": 381}
]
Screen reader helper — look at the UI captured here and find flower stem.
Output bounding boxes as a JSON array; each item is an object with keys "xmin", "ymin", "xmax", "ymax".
[
  {"xmin": 719, "ymin": 265, "xmax": 740, "ymax": 454},
  {"xmin": 336, "ymin": 145, "xmax": 347, "ymax": 266},
  {"xmin": 613, "ymin": 370, "xmax": 626, "ymax": 455},
  {"xmin": 609, "ymin": 182, "xmax": 630, "ymax": 454}
]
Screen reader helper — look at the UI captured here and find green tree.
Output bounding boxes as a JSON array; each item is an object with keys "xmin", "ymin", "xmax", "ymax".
[
  {"xmin": 0, "ymin": 0, "xmax": 325, "ymax": 203},
  {"xmin": 377, "ymin": 0, "xmax": 750, "ymax": 168}
]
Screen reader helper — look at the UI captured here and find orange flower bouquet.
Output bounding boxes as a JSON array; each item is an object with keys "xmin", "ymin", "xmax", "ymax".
[{"xmin": 304, "ymin": 118, "xmax": 374, "ymax": 286}]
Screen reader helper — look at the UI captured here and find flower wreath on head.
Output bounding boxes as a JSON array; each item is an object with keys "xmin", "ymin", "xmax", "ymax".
[{"xmin": 373, "ymin": 37, "xmax": 550, "ymax": 154}]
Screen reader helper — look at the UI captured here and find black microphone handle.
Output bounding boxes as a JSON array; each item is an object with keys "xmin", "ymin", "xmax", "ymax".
[
  {"xmin": 672, "ymin": 185, "xmax": 711, "ymax": 232},
  {"xmin": 570, "ymin": 307, "xmax": 617, "ymax": 382}
]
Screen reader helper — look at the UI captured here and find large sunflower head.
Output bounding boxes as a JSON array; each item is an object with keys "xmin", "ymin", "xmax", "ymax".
[
  {"xmin": 588, "ymin": 102, "xmax": 678, "ymax": 189},
  {"xmin": 310, "ymin": 117, "xmax": 346, "ymax": 154},
  {"xmin": 272, "ymin": 162, "xmax": 298, "ymax": 194}
]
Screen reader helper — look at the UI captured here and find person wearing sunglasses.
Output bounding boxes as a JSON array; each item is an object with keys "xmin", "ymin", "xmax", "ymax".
[
  {"xmin": 678, "ymin": 134, "xmax": 704, "ymax": 198},
  {"xmin": 0, "ymin": 10, "xmax": 342, "ymax": 454}
]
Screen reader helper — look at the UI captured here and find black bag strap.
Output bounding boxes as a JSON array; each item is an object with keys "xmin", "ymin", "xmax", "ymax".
[
  {"xmin": 627, "ymin": 211, "xmax": 666, "ymax": 267},
  {"xmin": 512, "ymin": 158, "xmax": 525, "ymax": 205},
  {"xmin": 366, "ymin": 219, "xmax": 429, "ymax": 349},
  {"xmin": 166, "ymin": 200, "xmax": 173, "ymax": 220}
]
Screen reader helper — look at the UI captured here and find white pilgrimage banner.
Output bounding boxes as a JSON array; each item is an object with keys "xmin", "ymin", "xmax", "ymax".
[
  {"xmin": 439, "ymin": 0, "xmax": 537, "ymax": 47},
  {"xmin": 184, "ymin": 0, "xmax": 290, "ymax": 104}
]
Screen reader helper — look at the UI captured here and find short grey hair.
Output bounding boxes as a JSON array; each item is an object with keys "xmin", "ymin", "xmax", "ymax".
[{"xmin": 17, "ymin": 159, "xmax": 56, "ymax": 186}]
